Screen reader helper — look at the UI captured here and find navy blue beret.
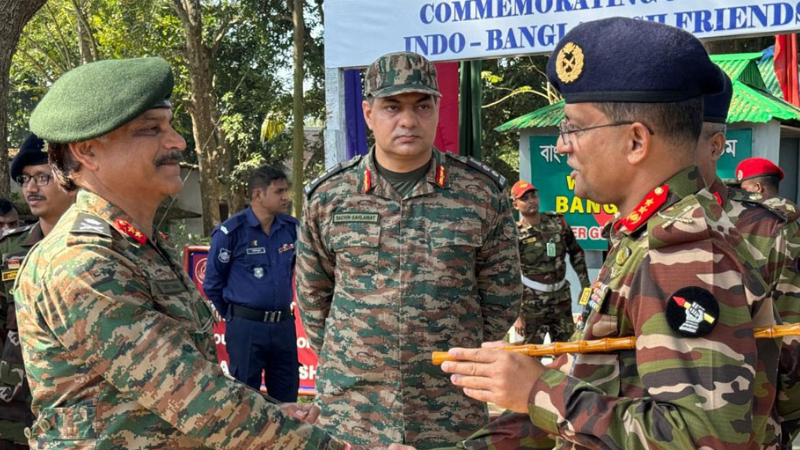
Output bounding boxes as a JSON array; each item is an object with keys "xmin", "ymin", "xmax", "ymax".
[
  {"xmin": 547, "ymin": 17, "xmax": 725, "ymax": 104},
  {"xmin": 703, "ymin": 70, "xmax": 732, "ymax": 123},
  {"xmin": 10, "ymin": 134, "xmax": 48, "ymax": 181}
]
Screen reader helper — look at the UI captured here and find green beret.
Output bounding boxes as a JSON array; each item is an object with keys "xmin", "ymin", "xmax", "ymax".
[{"xmin": 30, "ymin": 57, "xmax": 174, "ymax": 143}]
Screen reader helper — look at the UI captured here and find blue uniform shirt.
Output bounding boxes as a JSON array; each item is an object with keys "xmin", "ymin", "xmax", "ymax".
[{"xmin": 203, "ymin": 207, "xmax": 298, "ymax": 316}]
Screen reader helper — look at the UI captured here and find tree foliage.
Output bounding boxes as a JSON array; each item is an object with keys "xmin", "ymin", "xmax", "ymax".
[{"xmin": 9, "ymin": 0, "xmax": 327, "ymax": 234}]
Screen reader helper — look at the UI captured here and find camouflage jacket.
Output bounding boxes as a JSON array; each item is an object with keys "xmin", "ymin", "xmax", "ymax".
[
  {"xmin": 296, "ymin": 148, "xmax": 522, "ymax": 447},
  {"xmin": 14, "ymin": 189, "xmax": 349, "ymax": 450},
  {"xmin": 518, "ymin": 213, "xmax": 589, "ymax": 288},
  {"xmin": 527, "ymin": 166, "xmax": 780, "ymax": 449},
  {"xmin": 0, "ymin": 223, "xmax": 41, "ymax": 443},
  {"xmin": 710, "ymin": 180, "xmax": 800, "ymax": 448},
  {"xmin": 444, "ymin": 167, "xmax": 780, "ymax": 450}
]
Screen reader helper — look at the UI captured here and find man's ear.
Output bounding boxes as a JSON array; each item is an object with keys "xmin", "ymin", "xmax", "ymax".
[
  {"xmin": 625, "ymin": 122, "xmax": 652, "ymax": 166},
  {"xmin": 362, "ymin": 99, "xmax": 374, "ymax": 131},
  {"xmin": 69, "ymin": 140, "xmax": 99, "ymax": 171},
  {"xmin": 710, "ymin": 133, "xmax": 726, "ymax": 162}
]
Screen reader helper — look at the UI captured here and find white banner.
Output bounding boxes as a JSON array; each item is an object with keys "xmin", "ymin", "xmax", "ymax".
[{"xmin": 325, "ymin": 0, "xmax": 800, "ymax": 68}]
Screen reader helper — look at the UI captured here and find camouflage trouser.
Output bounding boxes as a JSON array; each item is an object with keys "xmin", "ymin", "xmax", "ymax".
[
  {"xmin": 431, "ymin": 410, "xmax": 556, "ymax": 450},
  {"xmin": 520, "ymin": 282, "xmax": 574, "ymax": 345}
]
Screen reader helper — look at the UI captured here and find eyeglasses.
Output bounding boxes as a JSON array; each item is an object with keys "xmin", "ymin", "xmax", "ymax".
[
  {"xmin": 15, "ymin": 173, "xmax": 52, "ymax": 187},
  {"xmin": 558, "ymin": 119, "xmax": 655, "ymax": 146}
]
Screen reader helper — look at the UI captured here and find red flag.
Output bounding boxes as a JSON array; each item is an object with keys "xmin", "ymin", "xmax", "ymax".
[
  {"xmin": 433, "ymin": 62, "xmax": 459, "ymax": 154},
  {"xmin": 775, "ymin": 34, "xmax": 800, "ymax": 107}
]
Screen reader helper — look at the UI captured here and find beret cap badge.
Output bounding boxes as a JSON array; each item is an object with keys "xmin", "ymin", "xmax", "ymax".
[{"xmin": 556, "ymin": 42, "xmax": 584, "ymax": 84}]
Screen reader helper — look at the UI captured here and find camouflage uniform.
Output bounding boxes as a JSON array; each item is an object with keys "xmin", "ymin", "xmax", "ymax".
[
  {"xmin": 14, "ymin": 189, "xmax": 351, "ymax": 450},
  {"xmin": 517, "ymin": 214, "xmax": 589, "ymax": 344},
  {"xmin": 439, "ymin": 167, "xmax": 781, "ymax": 450},
  {"xmin": 0, "ymin": 224, "xmax": 41, "ymax": 447},
  {"xmin": 296, "ymin": 147, "xmax": 521, "ymax": 448},
  {"xmin": 706, "ymin": 179, "xmax": 800, "ymax": 449}
]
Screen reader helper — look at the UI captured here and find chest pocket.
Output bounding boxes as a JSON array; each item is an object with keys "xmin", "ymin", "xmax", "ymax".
[
  {"xmin": 428, "ymin": 219, "xmax": 483, "ymax": 270},
  {"xmin": 328, "ymin": 222, "xmax": 380, "ymax": 270}
]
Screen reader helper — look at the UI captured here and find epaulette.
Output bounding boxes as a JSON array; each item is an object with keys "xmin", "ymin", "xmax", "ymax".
[
  {"xmin": 67, "ymin": 213, "xmax": 113, "ymax": 247},
  {"xmin": 729, "ymin": 188, "xmax": 799, "ymax": 222},
  {"xmin": 445, "ymin": 153, "xmax": 507, "ymax": 189},
  {"xmin": 0, "ymin": 224, "xmax": 34, "ymax": 243},
  {"xmin": 647, "ymin": 196, "xmax": 708, "ymax": 250},
  {"xmin": 216, "ymin": 212, "xmax": 247, "ymax": 236},
  {"xmin": 304, "ymin": 156, "xmax": 363, "ymax": 199}
]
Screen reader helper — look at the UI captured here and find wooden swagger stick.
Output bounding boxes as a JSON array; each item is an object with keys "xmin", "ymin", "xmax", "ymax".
[{"xmin": 431, "ymin": 323, "xmax": 800, "ymax": 366}]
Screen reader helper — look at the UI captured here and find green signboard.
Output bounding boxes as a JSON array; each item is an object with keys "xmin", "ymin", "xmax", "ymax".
[
  {"xmin": 528, "ymin": 136, "xmax": 617, "ymax": 251},
  {"xmin": 718, "ymin": 129, "xmax": 753, "ymax": 180},
  {"xmin": 528, "ymin": 130, "xmax": 751, "ymax": 250}
]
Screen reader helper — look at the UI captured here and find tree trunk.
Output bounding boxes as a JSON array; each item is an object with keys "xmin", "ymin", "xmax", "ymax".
[
  {"xmin": 0, "ymin": 0, "xmax": 49, "ymax": 200},
  {"xmin": 291, "ymin": 0, "xmax": 305, "ymax": 218},
  {"xmin": 72, "ymin": 0, "xmax": 97, "ymax": 64},
  {"xmin": 171, "ymin": 0, "xmax": 234, "ymax": 235}
]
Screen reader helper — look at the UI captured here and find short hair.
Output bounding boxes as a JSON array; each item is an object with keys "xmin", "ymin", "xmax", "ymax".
[
  {"xmin": 701, "ymin": 122, "xmax": 727, "ymax": 140},
  {"xmin": 47, "ymin": 141, "xmax": 81, "ymax": 192},
  {"xmin": 593, "ymin": 97, "xmax": 704, "ymax": 149},
  {"xmin": 750, "ymin": 175, "xmax": 781, "ymax": 191},
  {"xmin": 0, "ymin": 198, "xmax": 16, "ymax": 216},
  {"xmin": 248, "ymin": 166, "xmax": 288, "ymax": 199}
]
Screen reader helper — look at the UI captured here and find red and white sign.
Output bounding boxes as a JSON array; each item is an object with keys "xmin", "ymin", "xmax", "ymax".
[{"xmin": 184, "ymin": 245, "xmax": 317, "ymax": 396}]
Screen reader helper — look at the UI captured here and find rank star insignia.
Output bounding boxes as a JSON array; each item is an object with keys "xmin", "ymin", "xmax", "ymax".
[
  {"xmin": 252, "ymin": 240, "xmax": 258, "ymax": 246},
  {"xmin": 556, "ymin": 42, "xmax": 584, "ymax": 83},
  {"xmin": 115, "ymin": 219, "xmax": 146, "ymax": 245}
]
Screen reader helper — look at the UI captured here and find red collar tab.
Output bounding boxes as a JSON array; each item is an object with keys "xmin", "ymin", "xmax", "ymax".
[
  {"xmin": 617, "ymin": 184, "xmax": 669, "ymax": 232},
  {"xmin": 116, "ymin": 219, "xmax": 147, "ymax": 245},
  {"xmin": 713, "ymin": 191, "xmax": 722, "ymax": 206},
  {"xmin": 363, "ymin": 168, "xmax": 372, "ymax": 193},
  {"xmin": 436, "ymin": 165, "xmax": 447, "ymax": 187}
]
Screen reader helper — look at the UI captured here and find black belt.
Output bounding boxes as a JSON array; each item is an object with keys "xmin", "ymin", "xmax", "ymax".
[{"xmin": 230, "ymin": 304, "xmax": 293, "ymax": 323}]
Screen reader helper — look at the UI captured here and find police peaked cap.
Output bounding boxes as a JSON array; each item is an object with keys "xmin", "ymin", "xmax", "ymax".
[
  {"xmin": 547, "ymin": 17, "xmax": 725, "ymax": 104},
  {"xmin": 30, "ymin": 57, "xmax": 173, "ymax": 143},
  {"xmin": 10, "ymin": 134, "xmax": 48, "ymax": 181}
]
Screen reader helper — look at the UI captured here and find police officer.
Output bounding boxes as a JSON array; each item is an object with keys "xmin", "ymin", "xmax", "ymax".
[
  {"xmin": 16, "ymin": 57, "xmax": 357, "ymax": 449},
  {"xmin": 0, "ymin": 134, "xmax": 75, "ymax": 449},
  {"xmin": 204, "ymin": 165, "xmax": 299, "ymax": 402},
  {"xmin": 733, "ymin": 157, "xmax": 785, "ymax": 199},
  {"xmin": 510, "ymin": 180, "xmax": 588, "ymax": 344}
]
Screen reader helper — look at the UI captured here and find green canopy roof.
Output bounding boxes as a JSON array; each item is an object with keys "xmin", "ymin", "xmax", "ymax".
[{"xmin": 496, "ymin": 52, "xmax": 800, "ymax": 133}]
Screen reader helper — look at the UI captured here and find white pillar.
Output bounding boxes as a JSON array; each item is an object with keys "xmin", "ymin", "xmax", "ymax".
[{"xmin": 324, "ymin": 67, "xmax": 348, "ymax": 168}]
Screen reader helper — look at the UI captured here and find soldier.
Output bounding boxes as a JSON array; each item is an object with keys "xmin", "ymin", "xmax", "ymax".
[
  {"xmin": 0, "ymin": 201, "xmax": 19, "ymax": 235},
  {"xmin": 404, "ymin": 17, "xmax": 782, "ymax": 450},
  {"xmin": 15, "ymin": 57, "xmax": 369, "ymax": 449},
  {"xmin": 0, "ymin": 133, "xmax": 76, "ymax": 449},
  {"xmin": 696, "ymin": 70, "xmax": 800, "ymax": 449},
  {"xmin": 296, "ymin": 51, "xmax": 521, "ymax": 448},
  {"xmin": 510, "ymin": 180, "xmax": 589, "ymax": 344},
  {"xmin": 204, "ymin": 165, "xmax": 300, "ymax": 402},
  {"xmin": 734, "ymin": 157, "xmax": 785, "ymax": 199}
]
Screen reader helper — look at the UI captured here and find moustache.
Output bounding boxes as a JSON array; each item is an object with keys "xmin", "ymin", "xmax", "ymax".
[
  {"xmin": 27, "ymin": 195, "xmax": 45, "ymax": 202},
  {"xmin": 155, "ymin": 151, "xmax": 182, "ymax": 167}
]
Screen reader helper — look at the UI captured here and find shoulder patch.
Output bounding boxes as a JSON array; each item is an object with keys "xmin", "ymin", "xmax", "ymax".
[
  {"xmin": 446, "ymin": 153, "xmax": 507, "ymax": 189},
  {"xmin": 70, "ymin": 213, "xmax": 112, "ymax": 237},
  {"xmin": 304, "ymin": 156, "xmax": 363, "ymax": 199}
]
